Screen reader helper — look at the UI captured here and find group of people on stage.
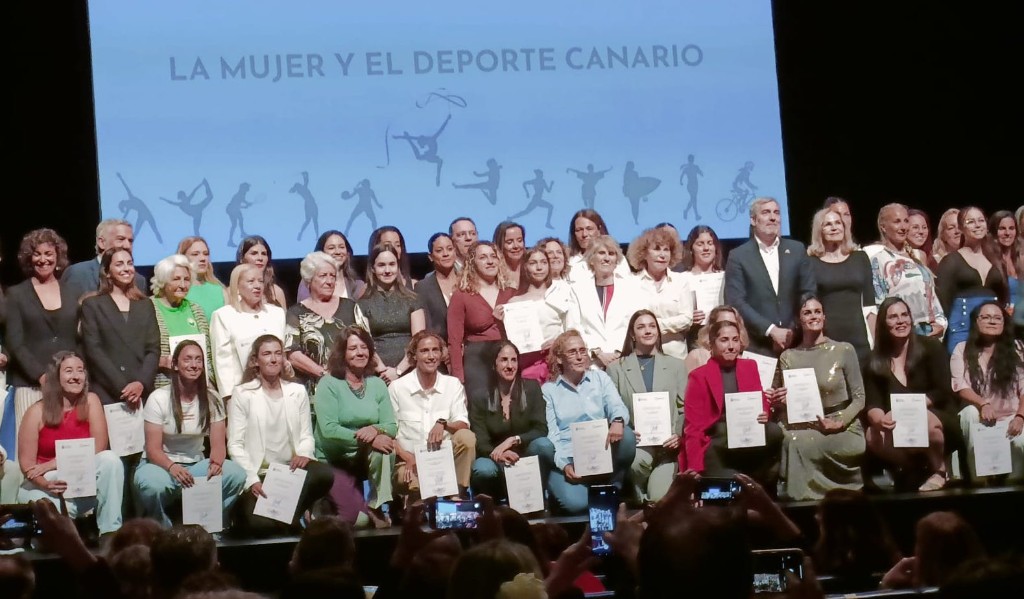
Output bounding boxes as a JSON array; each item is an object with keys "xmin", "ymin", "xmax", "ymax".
[{"xmin": 0, "ymin": 199, "xmax": 1021, "ymax": 537}]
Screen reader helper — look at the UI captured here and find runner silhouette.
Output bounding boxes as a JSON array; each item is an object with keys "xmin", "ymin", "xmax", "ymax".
[
  {"xmin": 116, "ymin": 172, "xmax": 163, "ymax": 244},
  {"xmin": 392, "ymin": 114, "xmax": 451, "ymax": 186},
  {"xmin": 453, "ymin": 158, "xmax": 501, "ymax": 205},
  {"xmin": 566, "ymin": 164, "xmax": 612, "ymax": 209},
  {"xmin": 510, "ymin": 169, "xmax": 555, "ymax": 229},
  {"xmin": 622, "ymin": 161, "xmax": 661, "ymax": 225},
  {"xmin": 160, "ymin": 178, "xmax": 213, "ymax": 236},
  {"xmin": 290, "ymin": 171, "xmax": 320, "ymax": 241},
  {"xmin": 678, "ymin": 154, "xmax": 704, "ymax": 220},
  {"xmin": 225, "ymin": 182, "xmax": 253, "ymax": 247},
  {"xmin": 341, "ymin": 179, "xmax": 383, "ymax": 237}
]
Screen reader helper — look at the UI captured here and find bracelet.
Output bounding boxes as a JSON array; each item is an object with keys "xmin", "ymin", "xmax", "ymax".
[{"xmin": 1013, "ymin": 414, "xmax": 1024, "ymax": 422}]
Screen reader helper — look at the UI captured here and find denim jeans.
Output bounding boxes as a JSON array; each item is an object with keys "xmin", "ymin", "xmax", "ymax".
[
  {"xmin": 18, "ymin": 449, "xmax": 125, "ymax": 534},
  {"xmin": 133, "ymin": 458, "xmax": 247, "ymax": 528}
]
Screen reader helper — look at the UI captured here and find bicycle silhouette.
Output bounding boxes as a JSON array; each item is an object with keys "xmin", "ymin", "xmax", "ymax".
[{"xmin": 716, "ymin": 187, "xmax": 756, "ymax": 222}]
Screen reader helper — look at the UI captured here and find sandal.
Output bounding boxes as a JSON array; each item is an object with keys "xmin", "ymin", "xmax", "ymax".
[{"xmin": 918, "ymin": 472, "xmax": 947, "ymax": 492}]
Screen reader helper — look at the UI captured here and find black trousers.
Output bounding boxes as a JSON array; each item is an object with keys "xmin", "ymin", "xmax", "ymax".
[
  {"xmin": 704, "ymin": 420, "xmax": 784, "ymax": 493},
  {"xmin": 234, "ymin": 459, "xmax": 335, "ymax": 537}
]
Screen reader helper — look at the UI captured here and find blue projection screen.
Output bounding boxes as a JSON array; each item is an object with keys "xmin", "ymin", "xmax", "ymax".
[{"xmin": 87, "ymin": 0, "xmax": 788, "ymax": 264}]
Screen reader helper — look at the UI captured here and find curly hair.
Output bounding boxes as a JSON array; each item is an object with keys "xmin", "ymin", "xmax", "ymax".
[
  {"xmin": 626, "ymin": 227, "xmax": 684, "ymax": 273},
  {"xmin": 537, "ymin": 237, "xmax": 570, "ymax": 279},
  {"xmin": 546, "ymin": 329, "xmax": 586, "ymax": 381},
  {"xmin": 458, "ymin": 241, "xmax": 511, "ymax": 292},
  {"xmin": 17, "ymin": 228, "xmax": 69, "ymax": 278},
  {"xmin": 963, "ymin": 301, "xmax": 1021, "ymax": 400}
]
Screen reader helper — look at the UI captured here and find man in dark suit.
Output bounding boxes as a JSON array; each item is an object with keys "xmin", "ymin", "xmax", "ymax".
[
  {"xmin": 62, "ymin": 219, "xmax": 147, "ymax": 299},
  {"xmin": 724, "ymin": 197, "xmax": 816, "ymax": 355}
]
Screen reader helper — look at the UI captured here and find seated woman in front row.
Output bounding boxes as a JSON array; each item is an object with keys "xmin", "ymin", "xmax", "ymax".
[
  {"xmin": 681, "ymin": 320, "xmax": 784, "ymax": 491},
  {"xmin": 951, "ymin": 300, "xmax": 1024, "ymax": 481},
  {"xmin": 469, "ymin": 341, "xmax": 552, "ymax": 502},
  {"xmin": 133, "ymin": 340, "xmax": 247, "ymax": 528},
  {"xmin": 606, "ymin": 309, "xmax": 686, "ymax": 503},
  {"xmin": 863, "ymin": 297, "xmax": 955, "ymax": 491},
  {"xmin": 228, "ymin": 334, "xmax": 334, "ymax": 537},
  {"xmin": 774, "ymin": 294, "xmax": 865, "ymax": 501},
  {"xmin": 542, "ymin": 330, "xmax": 636, "ymax": 515},
  {"xmin": 18, "ymin": 351, "xmax": 124, "ymax": 536}
]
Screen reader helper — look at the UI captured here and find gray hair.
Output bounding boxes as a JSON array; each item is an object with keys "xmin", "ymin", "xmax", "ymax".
[
  {"xmin": 748, "ymin": 197, "xmax": 778, "ymax": 220},
  {"xmin": 583, "ymin": 234, "xmax": 623, "ymax": 270},
  {"xmin": 299, "ymin": 251, "xmax": 339, "ymax": 284},
  {"xmin": 151, "ymin": 254, "xmax": 194, "ymax": 296},
  {"xmin": 96, "ymin": 218, "xmax": 131, "ymax": 253}
]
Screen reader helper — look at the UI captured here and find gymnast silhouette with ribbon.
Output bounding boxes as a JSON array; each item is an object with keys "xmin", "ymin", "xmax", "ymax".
[
  {"xmin": 161, "ymin": 178, "xmax": 213, "ymax": 236},
  {"xmin": 381, "ymin": 90, "xmax": 465, "ymax": 187}
]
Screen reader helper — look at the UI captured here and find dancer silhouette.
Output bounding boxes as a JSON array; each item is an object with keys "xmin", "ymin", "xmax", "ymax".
[
  {"xmin": 225, "ymin": 182, "xmax": 253, "ymax": 247},
  {"xmin": 678, "ymin": 154, "xmax": 704, "ymax": 220},
  {"xmin": 116, "ymin": 172, "xmax": 163, "ymax": 243},
  {"xmin": 290, "ymin": 171, "xmax": 320, "ymax": 241},
  {"xmin": 341, "ymin": 179, "xmax": 383, "ymax": 237},
  {"xmin": 566, "ymin": 164, "xmax": 612, "ymax": 209},
  {"xmin": 161, "ymin": 178, "xmax": 213, "ymax": 235},
  {"xmin": 622, "ymin": 161, "xmax": 661, "ymax": 225},
  {"xmin": 510, "ymin": 169, "xmax": 555, "ymax": 229},
  {"xmin": 393, "ymin": 114, "xmax": 451, "ymax": 186},
  {"xmin": 452, "ymin": 158, "xmax": 501, "ymax": 205}
]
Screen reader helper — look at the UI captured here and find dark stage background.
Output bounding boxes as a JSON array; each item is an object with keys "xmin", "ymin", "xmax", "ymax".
[{"xmin": 3, "ymin": 1, "xmax": 1022, "ymax": 286}]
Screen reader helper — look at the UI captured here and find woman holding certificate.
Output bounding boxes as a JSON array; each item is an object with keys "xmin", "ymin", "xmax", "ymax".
[
  {"xmin": 228, "ymin": 335, "xmax": 334, "ymax": 536},
  {"xmin": 313, "ymin": 326, "xmax": 397, "ymax": 527},
  {"xmin": 210, "ymin": 264, "xmax": 287, "ymax": 400},
  {"xmin": 498, "ymin": 246, "xmax": 581, "ymax": 384},
  {"xmin": 150, "ymin": 254, "xmax": 215, "ymax": 389},
  {"xmin": 18, "ymin": 351, "xmax": 124, "ymax": 535},
  {"xmin": 448, "ymin": 242, "xmax": 515, "ymax": 402},
  {"xmin": 683, "ymin": 305, "xmax": 750, "ymax": 372},
  {"xmin": 863, "ymin": 297, "xmax": 955, "ymax": 491},
  {"xmin": 542, "ymin": 330, "xmax": 635, "ymax": 515},
  {"xmin": 606, "ymin": 310, "xmax": 686, "ymax": 502},
  {"xmin": 951, "ymin": 301, "xmax": 1024, "ymax": 481},
  {"xmin": 571, "ymin": 235, "xmax": 646, "ymax": 369},
  {"xmin": 133, "ymin": 340, "xmax": 246, "ymax": 528},
  {"xmin": 680, "ymin": 320, "xmax": 784, "ymax": 489},
  {"xmin": 80, "ymin": 248, "xmax": 160, "ymax": 407},
  {"xmin": 677, "ymin": 225, "xmax": 726, "ymax": 350},
  {"xmin": 468, "ymin": 341, "xmax": 552, "ymax": 500},
  {"xmin": 626, "ymin": 228, "xmax": 693, "ymax": 360},
  {"xmin": 774, "ymin": 295, "xmax": 866, "ymax": 500}
]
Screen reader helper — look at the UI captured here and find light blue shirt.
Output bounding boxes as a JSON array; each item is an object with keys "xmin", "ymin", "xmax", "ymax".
[{"xmin": 543, "ymin": 369, "xmax": 630, "ymax": 470}]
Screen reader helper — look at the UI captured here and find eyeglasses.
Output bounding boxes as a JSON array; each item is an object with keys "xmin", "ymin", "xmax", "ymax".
[
  {"xmin": 978, "ymin": 315, "xmax": 1004, "ymax": 322},
  {"xmin": 963, "ymin": 219, "xmax": 984, "ymax": 226},
  {"xmin": 562, "ymin": 348, "xmax": 588, "ymax": 357}
]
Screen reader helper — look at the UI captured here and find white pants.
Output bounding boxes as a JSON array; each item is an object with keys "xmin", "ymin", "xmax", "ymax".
[{"xmin": 959, "ymin": 405, "xmax": 1024, "ymax": 481}]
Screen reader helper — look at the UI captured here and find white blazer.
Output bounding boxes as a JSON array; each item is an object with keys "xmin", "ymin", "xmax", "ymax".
[
  {"xmin": 227, "ymin": 380, "xmax": 315, "ymax": 487},
  {"xmin": 210, "ymin": 304, "xmax": 287, "ymax": 397},
  {"xmin": 570, "ymin": 271, "xmax": 647, "ymax": 355}
]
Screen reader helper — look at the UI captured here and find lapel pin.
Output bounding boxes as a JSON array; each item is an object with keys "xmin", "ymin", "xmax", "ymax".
[{"xmin": 784, "ymin": 248, "xmax": 790, "ymax": 254}]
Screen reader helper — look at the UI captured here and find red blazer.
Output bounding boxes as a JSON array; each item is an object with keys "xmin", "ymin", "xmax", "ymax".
[{"xmin": 680, "ymin": 357, "xmax": 769, "ymax": 472}]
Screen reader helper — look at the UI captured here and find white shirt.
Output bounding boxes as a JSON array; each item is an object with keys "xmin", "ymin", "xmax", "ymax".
[
  {"xmin": 143, "ymin": 387, "xmax": 225, "ymax": 464},
  {"xmin": 756, "ymin": 235, "xmax": 781, "ymax": 295},
  {"xmin": 635, "ymin": 269, "xmax": 693, "ymax": 359},
  {"xmin": 507, "ymin": 280, "xmax": 582, "ymax": 345},
  {"xmin": 210, "ymin": 304, "xmax": 287, "ymax": 397},
  {"xmin": 388, "ymin": 370, "xmax": 469, "ymax": 453},
  {"xmin": 259, "ymin": 389, "xmax": 293, "ymax": 469}
]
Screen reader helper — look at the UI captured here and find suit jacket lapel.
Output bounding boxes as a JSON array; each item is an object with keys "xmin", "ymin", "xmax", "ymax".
[
  {"xmin": 746, "ymin": 241, "xmax": 777, "ymax": 299},
  {"xmin": 707, "ymin": 361, "xmax": 725, "ymax": 413},
  {"xmin": 99, "ymin": 296, "xmax": 137, "ymax": 350},
  {"xmin": 652, "ymin": 355, "xmax": 671, "ymax": 393},
  {"xmin": 623, "ymin": 355, "xmax": 646, "ymax": 397}
]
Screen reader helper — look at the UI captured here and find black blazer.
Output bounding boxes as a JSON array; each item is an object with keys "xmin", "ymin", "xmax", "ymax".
[
  {"xmin": 724, "ymin": 237, "xmax": 816, "ymax": 354},
  {"xmin": 417, "ymin": 272, "xmax": 450, "ymax": 342},
  {"xmin": 468, "ymin": 378, "xmax": 547, "ymax": 456},
  {"xmin": 5, "ymin": 280, "xmax": 80, "ymax": 387},
  {"xmin": 80, "ymin": 294, "xmax": 160, "ymax": 404}
]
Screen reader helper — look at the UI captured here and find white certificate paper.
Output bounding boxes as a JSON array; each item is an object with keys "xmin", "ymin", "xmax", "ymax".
[
  {"xmin": 972, "ymin": 419, "xmax": 1012, "ymax": 476},
  {"xmin": 781, "ymin": 368, "xmax": 825, "ymax": 424},
  {"xmin": 253, "ymin": 463, "xmax": 307, "ymax": 524},
  {"xmin": 741, "ymin": 352, "xmax": 778, "ymax": 391},
  {"xmin": 55, "ymin": 438, "xmax": 97, "ymax": 499},
  {"xmin": 633, "ymin": 392, "xmax": 672, "ymax": 447},
  {"xmin": 890, "ymin": 393, "xmax": 929, "ymax": 448},
  {"xmin": 169, "ymin": 334, "xmax": 209, "ymax": 379},
  {"xmin": 416, "ymin": 440, "xmax": 459, "ymax": 499},
  {"xmin": 502, "ymin": 301, "xmax": 545, "ymax": 354},
  {"xmin": 692, "ymin": 272, "xmax": 725, "ymax": 314},
  {"xmin": 103, "ymin": 403, "xmax": 145, "ymax": 456},
  {"xmin": 725, "ymin": 392, "xmax": 766, "ymax": 449},
  {"xmin": 570, "ymin": 419, "xmax": 613, "ymax": 476},
  {"xmin": 183, "ymin": 475, "xmax": 224, "ymax": 532},
  {"xmin": 504, "ymin": 455, "xmax": 544, "ymax": 514}
]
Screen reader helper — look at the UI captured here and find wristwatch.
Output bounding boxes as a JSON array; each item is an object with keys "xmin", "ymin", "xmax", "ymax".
[
  {"xmin": 436, "ymin": 418, "xmax": 448, "ymax": 427},
  {"xmin": 611, "ymin": 417, "xmax": 625, "ymax": 424}
]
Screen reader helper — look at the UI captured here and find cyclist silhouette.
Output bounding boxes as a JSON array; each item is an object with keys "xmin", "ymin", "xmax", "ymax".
[
  {"xmin": 393, "ymin": 114, "xmax": 451, "ymax": 186},
  {"xmin": 678, "ymin": 154, "xmax": 704, "ymax": 220},
  {"xmin": 290, "ymin": 171, "xmax": 320, "ymax": 241},
  {"xmin": 161, "ymin": 178, "xmax": 213, "ymax": 236},
  {"xmin": 510, "ymin": 169, "xmax": 555, "ymax": 229},
  {"xmin": 716, "ymin": 161, "xmax": 758, "ymax": 222},
  {"xmin": 453, "ymin": 158, "xmax": 501, "ymax": 205},
  {"xmin": 341, "ymin": 179, "xmax": 383, "ymax": 237},
  {"xmin": 566, "ymin": 164, "xmax": 612, "ymax": 209},
  {"xmin": 116, "ymin": 172, "xmax": 163, "ymax": 244}
]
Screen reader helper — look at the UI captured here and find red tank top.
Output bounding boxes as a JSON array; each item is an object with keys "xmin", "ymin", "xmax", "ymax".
[{"xmin": 37, "ymin": 409, "xmax": 91, "ymax": 463}]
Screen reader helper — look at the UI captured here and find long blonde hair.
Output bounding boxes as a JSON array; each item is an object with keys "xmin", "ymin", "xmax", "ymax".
[
  {"xmin": 807, "ymin": 208, "xmax": 858, "ymax": 257},
  {"xmin": 177, "ymin": 236, "xmax": 223, "ymax": 287},
  {"xmin": 458, "ymin": 241, "xmax": 512, "ymax": 293}
]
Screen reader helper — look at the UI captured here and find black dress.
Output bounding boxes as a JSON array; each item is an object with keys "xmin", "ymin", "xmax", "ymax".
[{"xmin": 811, "ymin": 252, "xmax": 874, "ymax": 365}]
